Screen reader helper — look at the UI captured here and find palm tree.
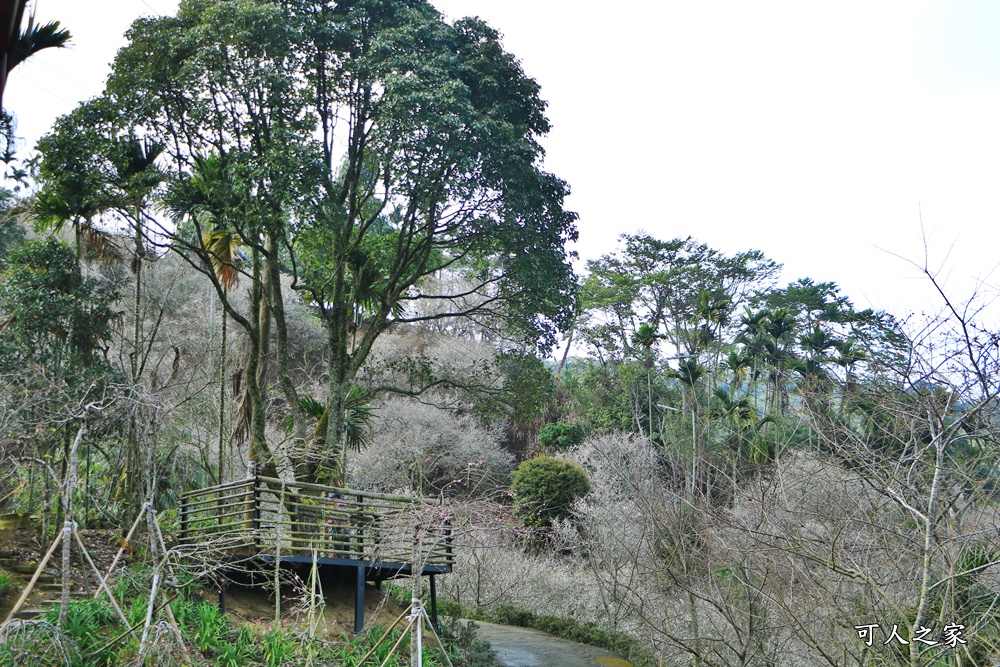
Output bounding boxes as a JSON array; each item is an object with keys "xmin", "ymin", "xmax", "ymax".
[
  {"xmin": 763, "ymin": 307, "xmax": 798, "ymax": 413},
  {"xmin": 833, "ymin": 338, "xmax": 867, "ymax": 414},
  {"xmin": 633, "ymin": 322, "xmax": 659, "ymax": 440},
  {"xmin": 721, "ymin": 349, "xmax": 751, "ymax": 394},
  {"xmin": 671, "ymin": 357, "xmax": 705, "ymax": 497},
  {"xmin": 693, "ymin": 289, "xmax": 732, "ymax": 384},
  {"xmin": 711, "ymin": 387, "xmax": 776, "ymax": 465},
  {"xmin": 110, "ymin": 136, "xmax": 165, "ymax": 382},
  {"xmin": 2, "ymin": 17, "xmax": 71, "ymax": 161},
  {"xmin": 737, "ymin": 307, "xmax": 770, "ymax": 409},
  {"xmin": 31, "ymin": 175, "xmax": 114, "ymax": 269},
  {"xmin": 165, "ymin": 153, "xmax": 249, "ymax": 483}
]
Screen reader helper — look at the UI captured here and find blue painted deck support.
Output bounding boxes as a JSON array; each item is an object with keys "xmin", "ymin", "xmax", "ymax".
[
  {"xmin": 356, "ymin": 565, "xmax": 365, "ymax": 633},
  {"xmin": 248, "ymin": 554, "xmax": 451, "ymax": 632}
]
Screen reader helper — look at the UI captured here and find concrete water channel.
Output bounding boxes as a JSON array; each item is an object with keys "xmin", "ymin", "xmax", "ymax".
[{"xmin": 471, "ymin": 621, "xmax": 635, "ymax": 667}]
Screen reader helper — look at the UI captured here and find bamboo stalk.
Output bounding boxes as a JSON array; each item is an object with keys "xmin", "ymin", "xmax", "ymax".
[
  {"xmin": 4, "ymin": 529, "xmax": 63, "ymax": 623},
  {"xmin": 83, "ymin": 591, "xmax": 181, "ymax": 660},
  {"xmin": 179, "ymin": 479, "xmax": 255, "ymax": 500},
  {"xmin": 180, "ymin": 491, "xmax": 254, "ymax": 511},
  {"xmin": 73, "ymin": 529, "xmax": 136, "ymax": 639},
  {"xmin": 377, "ymin": 617, "xmax": 417, "ymax": 667},
  {"xmin": 95, "ymin": 505, "xmax": 147, "ymax": 599},
  {"xmin": 355, "ymin": 605, "xmax": 412, "ymax": 665},
  {"xmin": 256, "ymin": 476, "xmax": 439, "ymax": 505}
]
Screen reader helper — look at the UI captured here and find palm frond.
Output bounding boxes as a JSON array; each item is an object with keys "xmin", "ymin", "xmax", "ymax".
[
  {"xmin": 82, "ymin": 225, "xmax": 123, "ymax": 264},
  {"xmin": 9, "ymin": 20, "xmax": 72, "ymax": 74},
  {"xmin": 202, "ymin": 230, "xmax": 240, "ymax": 291},
  {"xmin": 342, "ymin": 385, "xmax": 375, "ymax": 452}
]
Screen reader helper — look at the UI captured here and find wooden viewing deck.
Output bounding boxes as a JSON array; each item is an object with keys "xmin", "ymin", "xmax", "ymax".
[{"xmin": 178, "ymin": 475, "xmax": 454, "ymax": 631}]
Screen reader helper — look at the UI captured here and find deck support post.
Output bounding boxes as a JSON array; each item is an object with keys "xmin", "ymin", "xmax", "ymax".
[
  {"xmin": 219, "ymin": 575, "xmax": 227, "ymax": 614},
  {"xmin": 355, "ymin": 565, "xmax": 366, "ymax": 633},
  {"xmin": 429, "ymin": 573, "xmax": 439, "ymax": 630}
]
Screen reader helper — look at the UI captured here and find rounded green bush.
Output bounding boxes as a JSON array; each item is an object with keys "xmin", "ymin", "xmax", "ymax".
[
  {"xmin": 538, "ymin": 422, "xmax": 585, "ymax": 451},
  {"xmin": 511, "ymin": 455, "xmax": 590, "ymax": 528}
]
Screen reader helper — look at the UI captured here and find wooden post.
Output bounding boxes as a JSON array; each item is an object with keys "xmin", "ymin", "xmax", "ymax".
[
  {"xmin": 444, "ymin": 519, "xmax": 453, "ymax": 566},
  {"xmin": 252, "ymin": 475, "xmax": 261, "ymax": 553},
  {"xmin": 219, "ymin": 575, "xmax": 227, "ymax": 614},
  {"xmin": 355, "ymin": 565, "xmax": 366, "ymax": 633},
  {"xmin": 429, "ymin": 574, "xmax": 438, "ymax": 631},
  {"xmin": 179, "ymin": 498, "xmax": 188, "ymax": 544},
  {"xmin": 355, "ymin": 493, "xmax": 364, "ymax": 557},
  {"xmin": 274, "ymin": 481, "xmax": 285, "ymax": 627}
]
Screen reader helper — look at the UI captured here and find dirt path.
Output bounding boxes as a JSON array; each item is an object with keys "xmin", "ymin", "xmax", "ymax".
[{"xmin": 469, "ymin": 621, "xmax": 635, "ymax": 667}]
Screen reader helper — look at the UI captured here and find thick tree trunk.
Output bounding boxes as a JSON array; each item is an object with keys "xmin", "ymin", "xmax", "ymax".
[
  {"xmin": 322, "ymin": 259, "xmax": 351, "ymax": 486},
  {"xmin": 268, "ymin": 237, "xmax": 305, "ymax": 444},
  {"xmin": 246, "ymin": 248, "xmax": 275, "ymax": 477}
]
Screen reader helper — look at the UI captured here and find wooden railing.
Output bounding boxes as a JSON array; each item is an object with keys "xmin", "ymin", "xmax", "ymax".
[{"xmin": 178, "ymin": 476, "xmax": 454, "ymax": 570}]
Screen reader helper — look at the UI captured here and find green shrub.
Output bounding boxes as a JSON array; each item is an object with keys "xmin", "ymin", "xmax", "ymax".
[
  {"xmin": 262, "ymin": 627, "xmax": 295, "ymax": 667},
  {"xmin": 436, "ymin": 597, "xmax": 462, "ymax": 618},
  {"xmin": 0, "ymin": 570, "xmax": 14, "ymax": 596},
  {"xmin": 538, "ymin": 422, "xmax": 585, "ymax": 450},
  {"xmin": 0, "ymin": 622, "xmax": 79, "ymax": 667},
  {"xmin": 215, "ymin": 639, "xmax": 249, "ymax": 667},
  {"xmin": 438, "ymin": 618, "xmax": 499, "ymax": 667},
  {"xmin": 192, "ymin": 600, "xmax": 228, "ymax": 654},
  {"xmin": 510, "ymin": 455, "xmax": 590, "ymax": 528}
]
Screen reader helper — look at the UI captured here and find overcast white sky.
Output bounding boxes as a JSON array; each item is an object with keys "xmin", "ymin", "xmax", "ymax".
[{"xmin": 8, "ymin": 0, "xmax": 1000, "ymax": 323}]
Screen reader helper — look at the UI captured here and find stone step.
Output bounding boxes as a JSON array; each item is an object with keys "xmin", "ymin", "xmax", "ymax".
[
  {"xmin": 15, "ymin": 608, "xmax": 46, "ymax": 619},
  {"xmin": 40, "ymin": 595, "xmax": 90, "ymax": 606},
  {"xmin": 37, "ymin": 586, "xmax": 89, "ymax": 596}
]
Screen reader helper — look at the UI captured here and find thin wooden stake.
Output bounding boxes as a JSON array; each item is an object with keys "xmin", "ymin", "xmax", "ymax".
[
  {"xmin": 355, "ymin": 605, "xmax": 412, "ymax": 666},
  {"xmin": 419, "ymin": 605, "xmax": 455, "ymax": 667},
  {"xmin": 3, "ymin": 528, "xmax": 63, "ymax": 624},
  {"xmin": 138, "ymin": 570, "xmax": 161, "ymax": 656},
  {"xmin": 94, "ymin": 503, "xmax": 147, "ymax": 599},
  {"xmin": 378, "ymin": 617, "xmax": 417, "ymax": 667},
  {"xmin": 72, "ymin": 528, "xmax": 136, "ymax": 639},
  {"xmin": 149, "ymin": 508, "xmax": 193, "ymax": 666}
]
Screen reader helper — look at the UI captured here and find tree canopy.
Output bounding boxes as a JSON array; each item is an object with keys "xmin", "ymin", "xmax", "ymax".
[{"xmin": 34, "ymin": 0, "xmax": 579, "ymax": 485}]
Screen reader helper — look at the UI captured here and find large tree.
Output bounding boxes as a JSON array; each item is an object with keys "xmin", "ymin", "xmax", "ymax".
[{"xmin": 100, "ymin": 0, "xmax": 576, "ymax": 484}]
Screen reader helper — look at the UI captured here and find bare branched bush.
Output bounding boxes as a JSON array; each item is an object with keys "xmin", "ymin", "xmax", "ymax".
[{"xmin": 348, "ymin": 398, "xmax": 512, "ymax": 497}]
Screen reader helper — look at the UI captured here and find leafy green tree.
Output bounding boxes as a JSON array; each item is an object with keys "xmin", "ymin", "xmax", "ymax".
[
  {"xmin": 538, "ymin": 422, "xmax": 585, "ymax": 451},
  {"xmin": 0, "ymin": 238, "xmax": 120, "ymax": 495},
  {"xmin": 511, "ymin": 455, "xmax": 590, "ymax": 529},
  {"xmin": 559, "ymin": 359, "xmax": 665, "ymax": 435},
  {"xmin": 0, "ymin": 188, "xmax": 24, "ymax": 264},
  {"xmin": 0, "ymin": 238, "xmax": 117, "ymax": 372},
  {"xmin": 580, "ymin": 234, "xmax": 779, "ymax": 363},
  {"xmin": 107, "ymin": 0, "xmax": 577, "ymax": 485},
  {"xmin": 32, "ymin": 100, "xmax": 118, "ymax": 266}
]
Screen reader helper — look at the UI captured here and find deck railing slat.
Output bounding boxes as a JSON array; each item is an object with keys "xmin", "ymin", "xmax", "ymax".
[{"xmin": 178, "ymin": 475, "xmax": 454, "ymax": 570}]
